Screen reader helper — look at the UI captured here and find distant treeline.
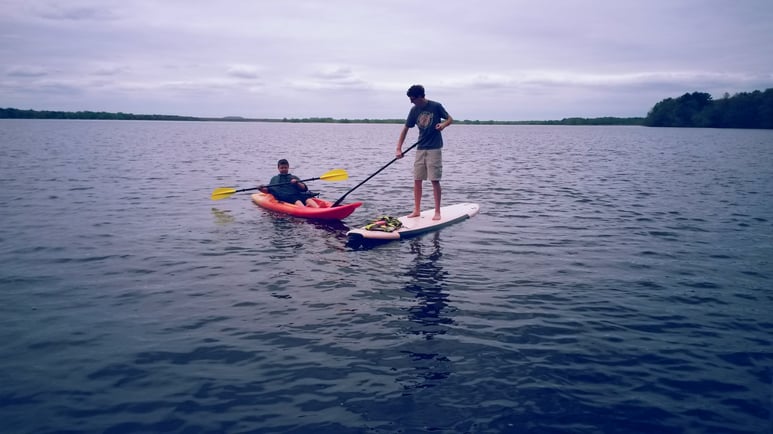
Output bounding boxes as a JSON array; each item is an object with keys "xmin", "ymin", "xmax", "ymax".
[
  {"xmin": 644, "ymin": 88, "xmax": 773, "ymax": 129},
  {"xmin": 0, "ymin": 108, "xmax": 201, "ymax": 121},
  {"xmin": 276, "ymin": 117, "xmax": 404, "ymax": 124},
  {"xmin": 0, "ymin": 107, "xmax": 643, "ymax": 125},
  {"xmin": 4, "ymin": 88, "xmax": 771, "ymax": 129},
  {"xmin": 459, "ymin": 117, "xmax": 644, "ymax": 126},
  {"xmin": 277, "ymin": 116, "xmax": 645, "ymax": 125}
]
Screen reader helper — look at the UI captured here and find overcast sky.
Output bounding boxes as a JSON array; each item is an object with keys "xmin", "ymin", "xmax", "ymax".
[{"xmin": 2, "ymin": 0, "xmax": 772, "ymax": 121}]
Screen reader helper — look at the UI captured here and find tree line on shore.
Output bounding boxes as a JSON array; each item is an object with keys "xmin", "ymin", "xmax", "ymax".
[
  {"xmin": 2, "ymin": 87, "xmax": 770, "ymax": 128},
  {"xmin": 0, "ymin": 108, "xmax": 643, "ymax": 125},
  {"xmin": 643, "ymin": 88, "xmax": 772, "ymax": 129},
  {"xmin": 0, "ymin": 109, "xmax": 201, "ymax": 121}
]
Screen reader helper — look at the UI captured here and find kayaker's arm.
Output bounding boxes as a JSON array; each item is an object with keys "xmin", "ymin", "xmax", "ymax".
[{"xmin": 291, "ymin": 177, "xmax": 309, "ymax": 192}]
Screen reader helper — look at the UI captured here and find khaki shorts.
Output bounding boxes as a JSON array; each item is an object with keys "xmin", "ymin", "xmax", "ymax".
[{"xmin": 414, "ymin": 149, "xmax": 442, "ymax": 180}]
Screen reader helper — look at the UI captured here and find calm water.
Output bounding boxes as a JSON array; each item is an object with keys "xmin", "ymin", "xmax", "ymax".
[{"xmin": 0, "ymin": 120, "xmax": 771, "ymax": 434}]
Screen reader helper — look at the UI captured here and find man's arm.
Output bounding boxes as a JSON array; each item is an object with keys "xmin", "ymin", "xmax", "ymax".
[
  {"xmin": 290, "ymin": 176, "xmax": 308, "ymax": 191},
  {"xmin": 396, "ymin": 125, "xmax": 410, "ymax": 158},
  {"xmin": 437, "ymin": 114, "xmax": 453, "ymax": 131}
]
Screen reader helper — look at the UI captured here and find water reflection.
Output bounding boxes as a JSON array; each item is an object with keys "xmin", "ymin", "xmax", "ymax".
[
  {"xmin": 306, "ymin": 218, "xmax": 351, "ymax": 239},
  {"xmin": 210, "ymin": 207, "xmax": 235, "ymax": 225},
  {"xmin": 266, "ymin": 215, "xmax": 305, "ymax": 250},
  {"xmin": 404, "ymin": 233, "xmax": 452, "ymax": 339},
  {"xmin": 400, "ymin": 233, "xmax": 453, "ymax": 392}
]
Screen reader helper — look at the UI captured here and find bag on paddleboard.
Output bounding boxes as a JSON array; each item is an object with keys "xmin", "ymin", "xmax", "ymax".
[{"xmin": 364, "ymin": 215, "xmax": 402, "ymax": 232}]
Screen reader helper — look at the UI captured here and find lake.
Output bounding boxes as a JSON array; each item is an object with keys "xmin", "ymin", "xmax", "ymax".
[{"xmin": 0, "ymin": 119, "xmax": 771, "ymax": 433}]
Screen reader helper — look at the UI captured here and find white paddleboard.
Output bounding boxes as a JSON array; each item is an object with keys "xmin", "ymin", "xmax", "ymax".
[{"xmin": 347, "ymin": 203, "xmax": 480, "ymax": 241}]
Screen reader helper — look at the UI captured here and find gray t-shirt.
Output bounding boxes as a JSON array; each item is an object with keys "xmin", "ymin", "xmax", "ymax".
[
  {"xmin": 268, "ymin": 174, "xmax": 306, "ymax": 202},
  {"xmin": 405, "ymin": 100, "xmax": 450, "ymax": 150}
]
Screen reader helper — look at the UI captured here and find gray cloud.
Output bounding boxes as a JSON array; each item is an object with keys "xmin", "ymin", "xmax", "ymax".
[
  {"xmin": 226, "ymin": 65, "xmax": 262, "ymax": 80},
  {"xmin": 1, "ymin": 0, "xmax": 772, "ymax": 120},
  {"xmin": 6, "ymin": 66, "xmax": 50, "ymax": 77},
  {"xmin": 34, "ymin": 4, "xmax": 121, "ymax": 21}
]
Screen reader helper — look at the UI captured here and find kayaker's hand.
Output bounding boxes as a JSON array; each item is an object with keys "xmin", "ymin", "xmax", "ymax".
[
  {"xmin": 258, "ymin": 185, "xmax": 268, "ymax": 193},
  {"xmin": 293, "ymin": 179, "xmax": 307, "ymax": 190},
  {"xmin": 396, "ymin": 149, "xmax": 403, "ymax": 159}
]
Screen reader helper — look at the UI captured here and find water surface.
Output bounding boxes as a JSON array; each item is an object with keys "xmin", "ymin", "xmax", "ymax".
[{"xmin": 1, "ymin": 120, "xmax": 771, "ymax": 433}]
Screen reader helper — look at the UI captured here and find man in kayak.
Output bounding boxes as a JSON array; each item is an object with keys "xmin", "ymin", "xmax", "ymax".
[
  {"xmin": 395, "ymin": 84, "xmax": 453, "ymax": 220},
  {"xmin": 258, "ymin": 159, "xmax": 320, "ymax": 208}
]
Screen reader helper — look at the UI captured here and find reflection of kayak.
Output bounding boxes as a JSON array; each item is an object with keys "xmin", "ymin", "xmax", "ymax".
[
  {"xmin": 251, "ymin": 193, "xmax": 362, "ymax": 220},
  {"xmin": 347, "ymin": 203, "xmax": 480, "ymax": 242}
]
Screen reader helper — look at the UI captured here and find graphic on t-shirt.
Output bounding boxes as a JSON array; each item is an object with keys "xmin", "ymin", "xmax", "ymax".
[{"xmin": 417, "ymin": 111, "xmax": 434, "ymax": 130}]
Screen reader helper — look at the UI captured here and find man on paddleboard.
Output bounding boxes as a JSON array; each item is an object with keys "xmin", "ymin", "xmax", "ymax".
[
  {"xmin": 395, "ymin": 84, "xmax": 453, "ymax": 220},
  {"xmin": 258, "ymin": 159, "xmax": 320, "ymax": 208}
]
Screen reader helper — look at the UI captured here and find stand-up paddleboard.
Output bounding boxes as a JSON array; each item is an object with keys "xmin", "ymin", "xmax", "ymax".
[{"xmin": 347, "ymin": 203, "xmax": 479, "ymax": 243}]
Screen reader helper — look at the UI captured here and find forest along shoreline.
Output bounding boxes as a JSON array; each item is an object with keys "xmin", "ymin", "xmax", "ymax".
[{"xmin": 2, "ymin": 87, "xmax": 771, "ymax": 129}]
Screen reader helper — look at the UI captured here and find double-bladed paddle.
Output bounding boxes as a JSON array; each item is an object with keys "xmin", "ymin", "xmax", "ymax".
[{"xmin": 210, "ymin": 168, "xmax": 348, "ymax": 200}]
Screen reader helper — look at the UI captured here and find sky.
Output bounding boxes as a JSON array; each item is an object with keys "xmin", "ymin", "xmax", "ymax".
[{"xmin": 2, "ymin": 0, "xmax": 772, "ymax": 121}]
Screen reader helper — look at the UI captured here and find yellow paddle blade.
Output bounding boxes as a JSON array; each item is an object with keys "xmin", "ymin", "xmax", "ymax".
[
  {"xmin": 319, "ymin": 168, "xmax": 348, "ymax": 182},
  {"xmin": 211, "ymin": 187, "xmax": 237, "ymax": 200}
]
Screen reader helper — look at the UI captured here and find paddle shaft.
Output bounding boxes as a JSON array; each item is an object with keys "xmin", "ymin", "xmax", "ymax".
[
  {"xmin": 234, "ymin": 176, "xmax": 318, "ymax": 195},
  {"xmin": 211, "ymin": 169, "xmax": 348, "ymax": 200},
  {"xmin": 332, "ymin": 141, "xmax": 419, "ymax": 207},
  {"xmin": 264, "ymin": 176, "xmax": 318, "ymax": 188}
]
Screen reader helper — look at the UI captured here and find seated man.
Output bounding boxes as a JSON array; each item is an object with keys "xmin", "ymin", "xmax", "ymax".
[{"xmin": 258, "ymin": 159, "xmax": 319, "ymax": 208}]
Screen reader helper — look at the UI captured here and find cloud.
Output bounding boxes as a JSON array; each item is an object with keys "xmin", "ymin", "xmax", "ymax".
[
  {"xmin": 6, "ymin": 65, "xmax": 50, "ymax": 77},
  {"xmin": 33, "ymin": 4, "xmax": 120, "ymax": 22},
  {"xmin": 91, "ymin": 63, "xmax": 129, "ymax": 76},
  {"xmin": 1, "ymin": 1, "xmax": 771, "ymax": 119},
  {"xmin": 287, "ymin": 65, "xmax": 371, "ymax": 91},
  {"xmin": 226, "ymin": 64, "xmax": 262, "ymax": 80},
  {"xmin": 2, "ymin": 78, "xmax": 84, "ymax": 96}
]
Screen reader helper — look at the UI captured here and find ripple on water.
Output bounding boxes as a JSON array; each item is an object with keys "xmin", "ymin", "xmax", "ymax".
[{"xmin": 1, "ymin": 122, "xmax": 772, "ymax": 433}]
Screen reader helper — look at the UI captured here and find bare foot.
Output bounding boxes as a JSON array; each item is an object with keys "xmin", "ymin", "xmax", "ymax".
[
  {"xmin": 432, "ymin": 213, "xmax": 441, "ymax": 220},
  {"xmin": 408, "ymin": 211, "xmax": 421, "ymax": 218}
]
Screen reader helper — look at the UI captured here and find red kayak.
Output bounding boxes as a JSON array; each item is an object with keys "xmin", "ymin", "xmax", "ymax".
[{"xmin": 251, "ymin": 193, "xmax": 362, "ymax": 220}]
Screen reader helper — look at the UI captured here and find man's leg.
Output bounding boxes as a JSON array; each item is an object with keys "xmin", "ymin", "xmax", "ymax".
[
  {"xmin": 409, "ymin": 179, "xmax": 422, "ymax": 217},
  {"xmin": 431, "ymin": 180, "xmax": 441, "ymax": 220}
]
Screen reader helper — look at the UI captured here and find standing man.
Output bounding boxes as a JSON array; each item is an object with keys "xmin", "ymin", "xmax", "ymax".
[{"xmin": 396, "ymin": 84, "xmax": 453, "ymax": 220}]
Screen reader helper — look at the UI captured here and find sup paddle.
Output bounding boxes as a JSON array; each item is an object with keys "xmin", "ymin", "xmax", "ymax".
[
  {"xmin": 211, "ymin": 168, "xmax": 348, "ymax": 200},
  {"xmin": 332, "ymin": 141, "xmax": 420, "ymax": 207}
]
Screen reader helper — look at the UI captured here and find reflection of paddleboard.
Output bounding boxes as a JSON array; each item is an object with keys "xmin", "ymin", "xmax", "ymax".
[{"xmin": 347, "ymin": 203, "xmax": 480, "ymax": 242}]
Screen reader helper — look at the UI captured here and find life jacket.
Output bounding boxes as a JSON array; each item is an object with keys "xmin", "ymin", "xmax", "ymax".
[{"xmin": 364, "ymin": 215, "xmax": 403, "ymax": 232}]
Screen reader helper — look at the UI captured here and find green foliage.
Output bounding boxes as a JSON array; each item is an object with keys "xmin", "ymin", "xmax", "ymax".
[
  {"xmin": 0, "ymin": 109, "xmax": 643, "ymax": 126},
  {"xmin": 455, "ymin": 117, "xmax": 644, "ymax": 126},
  {"xmin": 0, "ymin": 107, "xmax": 199, "ymax": 121},
  {"xmin": 7, "ymin": 89, "xmax": 770, "ymax": 129},
  {"xmin": 644, "ymin": 88, "xmax": 773, "ymax": 129}
]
